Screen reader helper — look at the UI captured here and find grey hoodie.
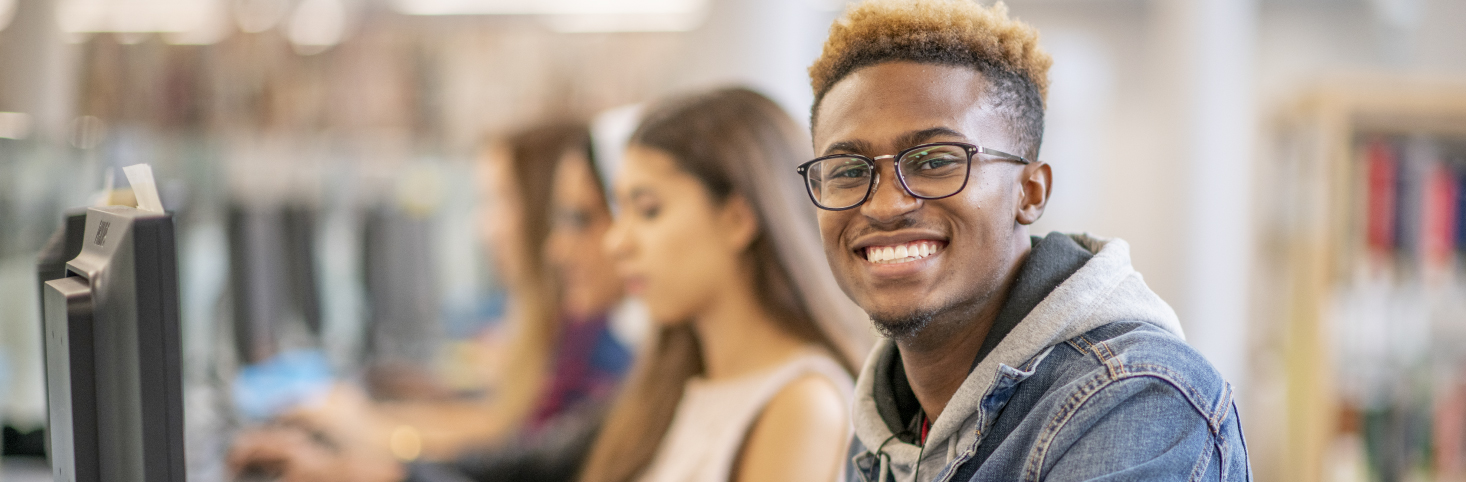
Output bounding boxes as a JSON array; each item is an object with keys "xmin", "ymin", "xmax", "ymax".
[{"xmin": 849, "ymin": 233, "xmax": 1189, "ymax": 481}]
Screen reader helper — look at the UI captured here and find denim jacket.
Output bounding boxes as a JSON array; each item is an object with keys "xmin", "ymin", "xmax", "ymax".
[{"xmin": 846, "ymin": 234, "xmax": 1250, "ymax": 482}]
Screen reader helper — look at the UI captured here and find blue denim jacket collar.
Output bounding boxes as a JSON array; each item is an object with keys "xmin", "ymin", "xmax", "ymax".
[
  {"xmin": 849, "ymin": 234, "xmax": 1188, "ymax": 482},
  {"xmin": 851, "ymin": 346, "xmax": 1052, "ymax": 482}
]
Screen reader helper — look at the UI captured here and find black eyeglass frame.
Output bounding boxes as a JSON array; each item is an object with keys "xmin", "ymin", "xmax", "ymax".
[{"xmin": 794, "ymin": 142, "xmax": 1030, "ymax": 211}]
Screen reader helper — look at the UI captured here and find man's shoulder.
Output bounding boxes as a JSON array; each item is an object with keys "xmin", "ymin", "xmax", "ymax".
[
  {"xmin": 1010, "ymin": 322, "xmax": 1247, "ymax": 481},
  {"xmin": 1034, "ymin": 321, "xmax": 1232, "ymax": 426},
  {"xmin": 984, "ymin": 320, "xmax": 1234, "ymax": 439},
  {"xmin": 948, "ymin": 321, "xmax": 1248, "ymax": 482}
]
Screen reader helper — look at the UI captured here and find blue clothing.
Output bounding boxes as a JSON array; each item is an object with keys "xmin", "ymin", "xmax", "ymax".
[
  {"xmin": 527, "ymin": 313, "xmax": 632, "ymax": 432},
  {"xmin": 848, "ymin": 322, "xmax": 1250, "ymax": 482},
  {"xmin": 846, "ymin": 234, "xmax": 1250, "ymax": 482}
]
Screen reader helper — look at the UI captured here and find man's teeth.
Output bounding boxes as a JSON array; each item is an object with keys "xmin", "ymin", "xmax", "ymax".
[{"xmin": 865, "ymin": 241, "xmax": 942, "ymax": 264}]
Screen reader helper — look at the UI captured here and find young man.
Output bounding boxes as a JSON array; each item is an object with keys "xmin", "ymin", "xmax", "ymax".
[{"xmin": 797, "ymin": 1, "xmax": 1250, "ymax": 481}]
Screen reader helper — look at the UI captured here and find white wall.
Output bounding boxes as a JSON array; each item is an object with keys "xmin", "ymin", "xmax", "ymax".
[{"xmin": 668, "ymin": 0, "xmax": 839, "ymax": 127}]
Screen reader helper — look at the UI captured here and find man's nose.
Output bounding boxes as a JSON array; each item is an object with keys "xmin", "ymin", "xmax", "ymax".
[{"xmin": 859, "ymin": 162, "xmax": 920, "ymax": 223}]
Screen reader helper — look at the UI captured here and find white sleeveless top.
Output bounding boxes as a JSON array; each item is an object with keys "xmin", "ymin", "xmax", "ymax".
[{"xmin": 636, "ymin": 349, "xmax": 854, "ymax": 482}]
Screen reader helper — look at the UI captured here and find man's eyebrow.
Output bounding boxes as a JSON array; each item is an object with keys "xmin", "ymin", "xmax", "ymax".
[
  {"xmin": 893, "ymin": 127, "xmax": 969, "ymax": 150},
  {"xmin": 822, "ymin": 139, "xmax": 872, "ymax": 156},
  {"xmin": 821, "ymin": 127, "xmax": 970, "ymax": 157}
]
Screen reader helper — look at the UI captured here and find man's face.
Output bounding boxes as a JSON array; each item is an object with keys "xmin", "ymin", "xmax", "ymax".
[{"xmin": 811, "ymin": 61, "xmax": 1031, "ymax": 338}]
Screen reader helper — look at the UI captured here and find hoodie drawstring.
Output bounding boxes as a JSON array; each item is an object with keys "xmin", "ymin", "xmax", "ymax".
[{"xmin": 873, "ymin": 432, "xmax": 899, "ymax": 482}]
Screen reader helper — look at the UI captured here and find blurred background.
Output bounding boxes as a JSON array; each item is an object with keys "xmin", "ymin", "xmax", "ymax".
[{"xmin": 0, "ymin": 0, "xmax": 1463, "ymax": 480}]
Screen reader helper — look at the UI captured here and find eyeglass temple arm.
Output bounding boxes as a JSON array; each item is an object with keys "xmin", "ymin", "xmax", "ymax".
[{"xmin": 977, "ymin": 146, "xmax": 1030, "ymax": 164}]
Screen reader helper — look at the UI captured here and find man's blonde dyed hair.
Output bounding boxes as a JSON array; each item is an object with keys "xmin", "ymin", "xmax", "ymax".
[{"xmin": 809, "ymin": 0, "xmax": 1052, "ymax": 158}]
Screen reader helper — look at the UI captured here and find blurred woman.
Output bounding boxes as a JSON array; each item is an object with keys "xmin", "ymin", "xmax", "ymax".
[
  {"xmin": 487, "ymin": 123, "xmax": 634, "ymax": 440},
  {"xmin": 579, "ymin": 87, "xmax": 870, "ymax": 482},
  {"xmin": 228, "ymin": 122, "xmax": 634, "ymax": 482},
  {"xmin": 405, "ymin": 124, "xmax": 636, "ymax": 482}
]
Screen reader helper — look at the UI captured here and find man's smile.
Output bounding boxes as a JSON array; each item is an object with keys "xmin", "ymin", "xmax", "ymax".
[
  {"xmin": 862, "ymin": 240, "xmax": 945, "ymax": 264},
  {"xmin": 850, "ymin": 230, "xmax": 950, "ymax": 278}
]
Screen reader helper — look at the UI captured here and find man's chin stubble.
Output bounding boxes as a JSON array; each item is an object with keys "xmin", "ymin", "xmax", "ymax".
[
  {"xmin": 870, "ymin": 311, "xmax": 936, "ymax": 342},
  {"xmin": 867, "ymin": 295, "xmax": 984, "ymax": 347}
]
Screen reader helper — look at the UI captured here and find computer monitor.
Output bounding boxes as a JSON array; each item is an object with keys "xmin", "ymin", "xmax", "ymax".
[
  {"xmin": 34, "ymin": 208, "xmax": 88, "ymax": 455},
  {"xmin": 40, "ymin": 205, "xmax": 185, "ymax": 482},
  {"xmin": 227, "ymin": 203, "xmax": 324, "ymax": 365}
]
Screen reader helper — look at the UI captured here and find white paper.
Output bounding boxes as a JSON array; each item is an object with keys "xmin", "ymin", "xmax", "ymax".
[{"xmin": 122, "ymin": 163, "xmax": 165, "ymax": 213}]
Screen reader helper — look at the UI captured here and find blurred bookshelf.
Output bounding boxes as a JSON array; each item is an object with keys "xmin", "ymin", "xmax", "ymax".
[{"xmin": 1255, "ymin": 78, "xmax": 1466, "ymax": 482}]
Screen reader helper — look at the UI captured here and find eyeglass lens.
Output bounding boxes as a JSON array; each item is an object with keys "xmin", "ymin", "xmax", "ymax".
[{"xmin": 805, "ymin": 144, "xmax": 970, "ymax": 209}]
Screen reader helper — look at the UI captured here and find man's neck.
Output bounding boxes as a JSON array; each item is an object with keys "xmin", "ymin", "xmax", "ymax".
[
  {"xmin": 893, "ymin": 299, "xmax": 1000, "ymax": 423},
  {"xmin": 895, "ymin": 241, "xmax": 1031, "ymax": 423}
]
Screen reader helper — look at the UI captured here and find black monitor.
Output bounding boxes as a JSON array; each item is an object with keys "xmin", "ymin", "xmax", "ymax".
[
  {"xmin": 40, "ymin": 205, "xmax": 185, "ymax": 482},
  {"xmin": 227, "ymin": 203, "xmax": 323, "ymax": 365}
]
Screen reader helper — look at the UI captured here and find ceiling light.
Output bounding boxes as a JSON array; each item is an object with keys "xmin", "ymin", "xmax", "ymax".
[
  {"xmin": 233, "ymin": 0, "xmax": 289, "ymax": 33},
  {"xmin": 395, "ymin": 0, "xmax": 709, "ymax": 32},
  {"xmin": 543, "ymin": 12, "xmax": 703, "ymax": 33},
  {"xmin": 393, "ymin": 0, "xmax": 538, "ymax": 15},
  {"xmin": 288, "ymin": 0, "xmax": 347, "ymax": 54},
  {"xmin": 165, "ymin": 0, "xmax": 232, "ymax": 44},
  {"xmin": 56, "ymin": 0, "xmax": 232, "ymax": 44}
]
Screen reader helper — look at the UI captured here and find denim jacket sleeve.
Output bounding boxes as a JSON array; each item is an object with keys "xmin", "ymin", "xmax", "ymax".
[{"xmin": 1036, "ymin": 376, "xmax": 1250, "ymax": 482}]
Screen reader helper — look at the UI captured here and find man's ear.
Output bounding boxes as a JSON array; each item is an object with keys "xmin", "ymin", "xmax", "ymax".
[
  {"xmin": 1015, "ymin": 161, "xmax": 1051, "ymax": 225},
  {"xmin": 718, "ymin": 194, "xmax": 762, "ymax": 253}
]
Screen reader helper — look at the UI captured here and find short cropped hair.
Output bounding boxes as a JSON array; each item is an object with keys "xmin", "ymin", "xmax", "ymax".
[{"xmin": 809, "ymin": 0, "xmax": 1052, "ymax": 159}]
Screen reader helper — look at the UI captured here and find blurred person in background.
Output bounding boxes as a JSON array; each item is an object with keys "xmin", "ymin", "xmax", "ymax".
[
  {"xmin": 404, "ymin": 121, "xmax": 640, "ymax": 481},
  {"xmin": 577, "ymin": 86, "xmax": 870, "ymax": 482},
  {"xmin": 228, "ymin": 121, "xmax": 635, "ymax": 482},
  {"xmin": 801, "ymin": 1, "xmax": 1250, "ymax": 481}
]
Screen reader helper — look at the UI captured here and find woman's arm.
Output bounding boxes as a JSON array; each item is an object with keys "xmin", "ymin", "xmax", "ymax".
[{"xmin": 734, "ymin": 375, "xmax": 851, "ymax": 482}]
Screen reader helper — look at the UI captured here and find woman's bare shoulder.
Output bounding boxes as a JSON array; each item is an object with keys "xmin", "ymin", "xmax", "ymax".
[{"xmin": 734, "ymin": 374, "xmax": 850, "ymax": 482}]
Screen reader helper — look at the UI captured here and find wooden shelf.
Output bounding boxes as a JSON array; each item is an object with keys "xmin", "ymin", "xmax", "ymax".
[{"xmin": 1256, "ymin": 78, "xmax": 1466, "ymax": 482}]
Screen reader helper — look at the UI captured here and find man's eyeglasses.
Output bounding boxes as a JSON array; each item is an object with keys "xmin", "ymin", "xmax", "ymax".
[{"xmin": 795, "ymin": 142, "xmax": 1029, "ymax": 211}]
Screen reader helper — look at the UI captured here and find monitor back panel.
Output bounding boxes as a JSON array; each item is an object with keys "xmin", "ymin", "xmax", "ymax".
[{"xmin": 46, "ymin": 206, "xmax": 184, "ymax": 482}]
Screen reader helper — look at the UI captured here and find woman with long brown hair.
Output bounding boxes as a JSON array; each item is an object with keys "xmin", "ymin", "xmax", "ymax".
[
  {"xmin": 228, "ymin": 122, "xmax": 636, "ymax": 482},
  {"xmin": 580, "ymin": 87, "xmax": 870, "ymax": 482}
]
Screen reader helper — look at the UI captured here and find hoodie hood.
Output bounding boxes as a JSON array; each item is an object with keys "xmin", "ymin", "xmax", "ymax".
[{"xmin": 850, "ymin": 233, "xmax": 1185, "ymax": 481}]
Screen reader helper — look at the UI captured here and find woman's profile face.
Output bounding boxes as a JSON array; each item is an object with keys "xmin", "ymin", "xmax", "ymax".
[
  {"xmin": 546, "ymin": 150, "xmax": 623, "ymax": 319},
  {"xmin": 604, "ymin": 146, "xmax": 746, "ymax": 326}
]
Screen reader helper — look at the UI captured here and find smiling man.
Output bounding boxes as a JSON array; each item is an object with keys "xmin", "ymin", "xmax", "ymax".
[{"xmin": 799, "ymin": 1, "xmax": 1250, "ymax": 481}]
